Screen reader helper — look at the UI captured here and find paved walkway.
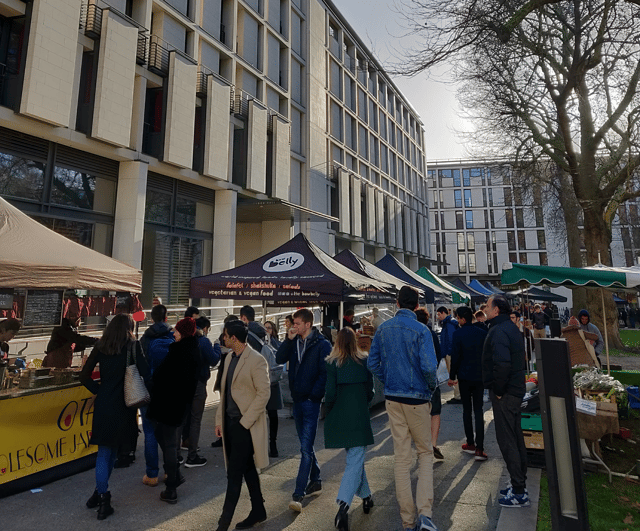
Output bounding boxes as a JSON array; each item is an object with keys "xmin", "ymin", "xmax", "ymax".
[{"xmin": 3, "ymin": 385, "xmax": 538, "ymax": 531}]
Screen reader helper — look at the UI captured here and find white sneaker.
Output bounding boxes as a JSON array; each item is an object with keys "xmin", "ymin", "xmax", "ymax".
[{"xmin": 288, "ymin": 497, "xmax": 303, "ymax": 512}]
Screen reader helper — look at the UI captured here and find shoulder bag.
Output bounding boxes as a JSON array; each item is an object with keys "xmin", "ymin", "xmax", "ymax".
[{"xmin": 124, "ymin": 340, "xmax": 150, "ymax": 408}]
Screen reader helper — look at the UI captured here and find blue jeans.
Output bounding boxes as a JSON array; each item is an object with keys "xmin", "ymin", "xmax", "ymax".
[
  {"xmin": 337, "ymin": 446, "xmax": 371, "ymax": 506},
  {"xmin": 292, "ymin": 399, "xmax": 321, "ymax": 497},
  {"xmin": 140, "ymin": 405, "xmax": 159, "ymax": 478},
  {"xmin": 96, "ymin": 446, "xmax": 117, "ymax": 494}
]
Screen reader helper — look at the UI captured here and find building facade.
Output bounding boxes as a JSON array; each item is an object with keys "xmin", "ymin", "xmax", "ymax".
[
  {"xmin": 427, "ymin": 159, "xmax": 640, "ymax": 293},
  {"xmin": 0, "ymin": 0, "xmax": 429, "ymax": 309}
]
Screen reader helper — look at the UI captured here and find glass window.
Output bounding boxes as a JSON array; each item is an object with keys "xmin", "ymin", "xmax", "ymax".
[
  {"xmin": 537, "ymin": 230, "xmax": 546, "ymax": 249},
  {"xmin": 454, "ymin": 189, "xmax": 462, "ymax": 208},
  {"xmin": 465, "ymin": 210, "xmax": 473, "ymax": 229},
  {"xmin": 145, "ymin": 190, "xmax": 172, "ymax": 224},
  {"xmin": 507, "ymin": 231, "xmax": 516, "ymax": 251},
  {"xmin": 456, "ymin": 211, "xmax": 463, "ymax": 229},
  {"xmin": 509, "ymin": 252, "xmax": 517, "ymax": 263},
  {"xmin": 535, "ymin": 207, "xmax": 544, "ymax": 227},
  {"xmin": 468, "ymin": 253, "xmax": 476, "ymax": 273},
  {"xmin": 457, "ymin": 232, "xmax": 465, "ymax": 251},
  {"xmin": 51, "ymin": 167, "xmax": 116, "ymax": 214},
  {"xmin": 467, "ymin": 233, "xmax": 475, "ymax": 250},
  {"xmin": 506, "ymin": 209, "xmax": 514, "ymax": 228},
  {"xmin": 462, "ymin": 169, "xmax": 471, "ymax": 186},
  {"xmin": 487, "ymin": 252, "xmax": 493, "ymax": 273},
  {"xmin": 488, "ymin": 188, "xmax": 493, "ymax": 206},
  {"xmin": 32, "ymin": 216, "xmax": 93, "ymax": 248},
  {"xmin": 482, "ymin": 189, "xmax": 487, "ymax": 207},
  {"xmin": 516, "ymin": 209, "xmax": 524, "ymax": 228},
  {"xmin": 0, "ymin": 152, "xmax": 45, "ymax": 201},
  {"xmin": 175, "ymin": 196, "xmax": 197, "ymax": 229},
  {"xmin": 464, "ymin": 189, "xmax": 472, "ymax": 208},
  {"xmin": 518, "ymin": 231, "xmax": 526, "ymax": 249},
  {"xmin": 484, "ymin": 210, "xmax": 489, "ymax": 228},
  {"xmin": 453, "ymin": 169, "xmax": 461, "ymax": 187},
  {"xmin": 433, "ymin": 211, "xmax": 439, "ymax": 230},
  {"xmin": 458, "ymin": 253, "xmax": 466, "ymax": 273},
  {"xmin": 539, "ymin": 252, "xmax": 548, "ymax": 265},
  {"xmin": 490, "ymin": 210, "xmax": 495, "ymax": 228},
  {"xmin": 519, "ymin": 253, "xmax": 527, "ymax": 264},
  {"xmin": 440, "ymin": 212, "xmax": 445, "ymax": 229},
  {"xmin": 504, "ymin": 187, "xmax": 512, "ymax": 206}
]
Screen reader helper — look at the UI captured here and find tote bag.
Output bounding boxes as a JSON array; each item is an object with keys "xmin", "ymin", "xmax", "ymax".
[{"xmin": 124, "ymin": 340, "xmax": 150, "ymax": 408}]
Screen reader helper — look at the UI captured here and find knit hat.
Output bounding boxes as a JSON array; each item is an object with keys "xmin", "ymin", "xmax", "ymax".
[{"xmin": 175, "ymin": 317, "xmax": 197, "ymax": 338}]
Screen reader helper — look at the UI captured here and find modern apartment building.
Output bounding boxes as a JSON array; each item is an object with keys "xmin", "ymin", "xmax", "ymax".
[
  {"xmin": 427, "ymin": 159, "xmax": 640, "ymax": 289},
  {"xmin": 0, "ymin": 0, "xmax": 429, "ymax": 308}
]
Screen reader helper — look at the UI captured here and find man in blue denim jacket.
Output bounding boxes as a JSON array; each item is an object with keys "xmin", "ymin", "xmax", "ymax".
[{"xmin": 368, "ymin": 286, "xmax": 439, "ymax": 531}]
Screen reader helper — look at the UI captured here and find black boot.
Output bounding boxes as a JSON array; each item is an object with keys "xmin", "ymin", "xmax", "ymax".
[
  {"xmin": 335, "ymin": 501, "xmax": 349, "ymax": 531},
  {"xmin": 362, "ymin": 496, "xmax": 374, "ymax": 514},
  {"xmin": 160, "ymin": 487, "xmax": 177, "ymax": 504},
  {"xmin": 269, "ymin": 439, "xmax": 278, "ymax": 458},
  {"xmin": 97, "ymin": 492, "xmax": 114, "ymax": 520},
  {"xmin": 86, "ymin": 489, "xmax": 100, "ymax": 509},
  {"xmin": 235, "ymin": 505, "xmax": 267, "ymax": 529}
]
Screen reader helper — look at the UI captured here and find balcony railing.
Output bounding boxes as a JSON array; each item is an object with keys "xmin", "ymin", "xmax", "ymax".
[
  {"xmin": 148, "ymin": 35, "xmax": 170, "ymax": 76},
  {"xmin": 79, "ymin": 3, "xmax": 103, "ymax": 39}
]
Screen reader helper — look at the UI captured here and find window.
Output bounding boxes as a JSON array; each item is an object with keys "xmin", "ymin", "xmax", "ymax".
[
  {"xmin": 454, "ymin": 189, "xmax": 462, "ymax": 208},
  {"xmin": 518, "ymin": 231, "xmax": 526, "ymax": 249},
  {"xmin": 537, "ymin": 230, "xmax": 546, "ymax": 249},
  {"xmin": 539, "ymin": 252, "xmax": 548, "ymax": 265},
  {"xmin": 440, "ymin": 212, "xmax": 445, "ymax": 229},
  {"xmin": 519, "ymin": 253, "xmax": 527, "ymax": 264},
  {"xmin": 482, "ymin": 189, "xmax": 487, "ymax": 207},
  {"xmin": 504, "ymin": 187, "xmax": 512, "ymax": 206},
  {"xmin": 506, "ymin": 209, "xmax": 514, "ymax": 228},
  {"xmin": 487, "ymin": 252, "xmax": 493, "ymax": 273},
  {"xmin": 457, "ymin": 232, "xmax": 465, "ymax": 250},
  {"xmin": 535, "ymin": 207, "xmax": 544, "ymax": 227},
  {"xmin": 484, "ymin": 210, "xmax": 489, "ymax": 229},
  {"xmin": 507, "ymin": 231, "xmax": 516, "ymax": 251},
  {"xmin": 509, "ymin": 252, "xmax": 517, "ymax": 263},
  {"xmin": 458, "ymin": 253, "xmax": 467, "ymax": 273},
  {"xmin": 516, "ymin": 209, "xmax": 524, "ymax": 228},
  {"xmin": 468, "ymin": 253, "xmax": 476, "ymax": 273},
  {"xmin": 488, "ymin": 188, "xmax": 494, "ymax": 206},
  {"xmin": 456, "ymin": 211, "xmax": 463, "ymax": 229},
  {"xmin": 433, "ymin": 213, "xmax": 439, "ymax": 230},
  {"xmin": 464, "ymin": 189, "xmax": 472, "ymax": 208},
  {"xmin": 490, "ymin": 210, "xmax": 495, "ymax": 228},
  {"xmin": 465, "ymin": 210, "xmax": 473, "ymax": 229},
  {"xmin": 453, "ymin": 169, "xmax": 461, "ymax": 187},
  {"xmin": 0, "ymin": 152, "xmax": 45, "ymax": 201},
  {"xmin": 467, "ymin": 233, "xmax": 475, "ymax": 250},
  {"xmin": 433, "ymin": 190, "xmax": 438, "ymax": 209}
]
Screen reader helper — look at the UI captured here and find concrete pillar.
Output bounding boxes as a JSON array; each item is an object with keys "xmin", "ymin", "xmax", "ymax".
[
  {"xmin": 351, "ymin": 240, "xmax": 365, "ymax": 258},
  {"xmin": 374, "ymin": 246, "xmax": 386, "ymax": 262},
  {"xmin": 213, "ymin": 189, "xmax": 237, "ymax": 272},
  {"xmin": 394, "ymin": 251, "xmax": 405, "ymax": 265},
  {"xmin": 409, "ymin": 255, "xmax": 419, "ymax": 272},
  {"xmin": 112, "ymin": 161, "xmax": 148, "ymax": 269}
]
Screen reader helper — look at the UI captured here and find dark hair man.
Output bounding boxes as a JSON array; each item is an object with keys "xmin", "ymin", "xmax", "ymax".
[
  {"xmin": 449, "ymin": 306, "xmax": 489, "ymax": 461},
  {"xmin": 185, "ymin": 306, "xmax": 200, "ymax": 319},
  {"xmin": 276, "ymin": 307, "xmax": 331, "ymax": 513},
  {"xmin": 139, "ymin": 304, "xmax": 174, "ymax": 487},
  {"xmin": 214, "ymin": 319, "xmax": 270, "ymax": 531},
  {"xmin": 483, "ymin": 295, "xmax": 529, "ymax": 508},
  {"xmin": 368, "ymin": 286, "xmax": 439, "ymax": 531},
  {"xmin": 240, "ymin": 305, "xmax": 268, "ymax": 352},
  {"xmin": 0, "ymin": 318, "xmax": 21, "ymax": 357}
]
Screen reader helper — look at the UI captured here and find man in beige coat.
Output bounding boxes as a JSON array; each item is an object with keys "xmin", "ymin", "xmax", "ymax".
[{"xmin": 214, "ymin": 319, "xmax": 271, "ymax": 531}]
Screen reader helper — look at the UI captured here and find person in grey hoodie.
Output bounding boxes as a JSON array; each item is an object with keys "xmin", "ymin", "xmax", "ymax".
[{"xmin": 577, "ymin": 309, "xmax": 604, "ymax": 364}]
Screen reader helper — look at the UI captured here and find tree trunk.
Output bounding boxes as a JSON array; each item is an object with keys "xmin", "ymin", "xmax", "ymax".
[
  {"xmin": 582, "ymin": 204, "xmax": 624, "ymax": 350},
  {"xmin": 556, "ymin": 169, "xmax": 587, "ymax": 313}
]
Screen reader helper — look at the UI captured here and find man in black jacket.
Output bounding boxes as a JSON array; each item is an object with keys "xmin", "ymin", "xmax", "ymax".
[
  {"xmin": 240, "ymin": 305, "xmax": 268, "ymax": 351},
  {"xmin": 276, "ymin": 308, "xmax": 330, "ymax": 513},
  {"xmin": 483, "ymin": 295, "xmax": 529, "ymax": 508}
]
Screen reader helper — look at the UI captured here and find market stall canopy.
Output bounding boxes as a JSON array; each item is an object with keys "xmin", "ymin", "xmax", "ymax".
[
  {"xmin": 483, "ymin": 281, "xmax": 505, "ymax": 295},
  {"xmin": 374, "ymin": 254, "xmax": 451, "ymax": 305},
  {"xmin": 415, "ymin": 267, "xmax": 470, "ymax": 304},
  {"xmin": 450, "ymin": 277, "xmax": 487, "ymax": 303},
  {"xmin": 501, "ymin": 262, "xmax": 640, "ymax": 290},
  {"xmin": 469, "ymin": 279, "xmax": 495, "ymax": 297},
  {"xmin": 189, "ymin": 233, "xmax": 395, "ymax": 303},
  {"xmin": 506, "ymin": 286, "xmax": 568, "ymax": 303},
  {"xmin": 333, "ymin": 249, "xmax": 425, "ymax": 299},
  {"xmin": 0, "ymin": 196, "xmax": 141, "ymax": 292}
]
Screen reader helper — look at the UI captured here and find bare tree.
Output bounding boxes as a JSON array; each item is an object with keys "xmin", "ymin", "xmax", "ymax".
[{"xmin": 395, "ymin": 0, "xmax": 640, "ymax": 346}]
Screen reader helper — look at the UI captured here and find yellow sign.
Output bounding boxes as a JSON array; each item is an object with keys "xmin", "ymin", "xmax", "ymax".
[{"xmin": 0, "ymin": 385, "xmax": 96, "ymax": 485}]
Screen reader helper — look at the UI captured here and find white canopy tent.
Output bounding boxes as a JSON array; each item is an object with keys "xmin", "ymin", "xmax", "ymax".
[{"xmin": 0, "ymin": 196, "xmax": 141, "ymax": 292}]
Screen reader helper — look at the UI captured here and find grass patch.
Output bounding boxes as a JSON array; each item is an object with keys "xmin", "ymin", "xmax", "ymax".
[
  {"xmin": 620, "ymin": 329, "xmax": 640, "ymax": 348},
  {"xmin": 537, "ymin": 472, "xmax": 640, "ymax": 531}
]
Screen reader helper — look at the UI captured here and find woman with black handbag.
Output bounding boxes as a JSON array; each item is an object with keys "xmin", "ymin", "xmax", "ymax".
[{"xmin": 80, "ymin": 313, "xmax": 149, "ymax": 520}]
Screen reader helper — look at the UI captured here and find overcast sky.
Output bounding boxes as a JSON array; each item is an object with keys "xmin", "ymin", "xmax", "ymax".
[{"xmin": 334, "ymin": 0, "xmax": 471, "ymax": 161}]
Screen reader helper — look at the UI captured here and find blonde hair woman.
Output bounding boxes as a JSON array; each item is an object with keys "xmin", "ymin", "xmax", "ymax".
[{"xmin": 324, "ymin": 327, "xmax": 374, "ymax": 531}]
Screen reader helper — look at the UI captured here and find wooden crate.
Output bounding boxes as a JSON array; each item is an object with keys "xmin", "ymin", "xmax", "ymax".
[{"xmin": 522, "ymin": 429, "xmax": 544, "ymax": 450}]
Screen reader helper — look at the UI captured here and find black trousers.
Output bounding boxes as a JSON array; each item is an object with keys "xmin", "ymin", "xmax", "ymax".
[
  {"xmin": 154, "ymin": 422, "xmax": 181, "ymax": 488},
  {"xmin": 219, "ymin": 416, "xmax": 263, "ymax": 526},
  {"xmin": 491, "ymin": 391, "xmax": 527, "ymax": 493},
  {"xmin": 459, "ymin": 379, "xmax": 485, "ymax": 451}
]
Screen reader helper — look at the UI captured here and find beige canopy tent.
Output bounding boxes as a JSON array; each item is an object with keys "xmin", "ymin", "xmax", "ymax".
[{"xmin": 0, "ymin": 196, "xmax": 142, "ymax": 292}]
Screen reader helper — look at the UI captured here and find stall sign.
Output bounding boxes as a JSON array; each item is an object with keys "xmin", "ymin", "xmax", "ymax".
[
  {"xmin": 0, "ymin": 386, "xmax": 96, "ymax": 485},
  {"xmin": 23, "ymin": 290, "xmax": 63, "ymax": 327},
  {"xmin": 0, "ymin": 290, "xmax": 12, "ymax": 310}
]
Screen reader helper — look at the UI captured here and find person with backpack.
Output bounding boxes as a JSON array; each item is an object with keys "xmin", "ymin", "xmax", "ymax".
[{"xmin": 139, "ymin": 304, "xmax": 174, "ymax": 487}]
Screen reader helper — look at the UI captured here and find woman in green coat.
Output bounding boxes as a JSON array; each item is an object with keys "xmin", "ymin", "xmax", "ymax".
[{"xmin": 324, "ymin": 327, "xmax": 375, "ymax": 531}]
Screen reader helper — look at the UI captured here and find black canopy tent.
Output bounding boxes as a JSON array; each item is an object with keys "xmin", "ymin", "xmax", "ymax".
[
  {"xmin": 450, "ymin": 277, "xmax": 487, "ymax": 303},
  {"xmin": 333, "ymin": 249, "xmax": 425, "ymax": 301},
  {"xmin": 506, "ymin": 286, "xmax": 568, "ymax": 303},
  {"xmin": 190, "ymin": 233, "xmax": 394, "ymax": 305},
  {"xmin": 374, "ymin": 254, "xmax": 451, "ymax": 304}
]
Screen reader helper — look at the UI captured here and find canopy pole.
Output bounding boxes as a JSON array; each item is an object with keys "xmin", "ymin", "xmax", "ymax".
[
  {"xmin": 262, "ymin": 300, "xmax": 267, "ymax": 323},
  {"xmin": 339, "ymin": 301, "xmax": 344, "ymax": 330},
  {"xmin": 601, "ymin": 288, "xmax": 610, "ymax": 375}
]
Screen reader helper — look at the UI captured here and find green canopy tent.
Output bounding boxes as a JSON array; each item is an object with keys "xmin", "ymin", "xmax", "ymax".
[
  {"xmin": 415, "ymin": 267, "xmax": 470, "ymax": 304},
  {"xmin": 501, "ymin": 262, "xmax": 640, "ymax": 373}
]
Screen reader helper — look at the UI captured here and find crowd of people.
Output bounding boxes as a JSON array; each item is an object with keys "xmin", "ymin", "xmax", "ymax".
[{"xmin": 71, "ymin": 288, "xmax": 539, "ymax": 531}]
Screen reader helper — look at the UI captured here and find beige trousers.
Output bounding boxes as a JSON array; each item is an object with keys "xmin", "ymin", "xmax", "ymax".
[
  {"xmin": 533, "ymin": 328, "xmax": 546, "ymax": 339},
  {"xmin": 445, "ymin": 355, "xmax": 461, "ymax": 399},
  {"xmin": 386, "ymin": 400, "xmax": 434, "ymax": 528}
]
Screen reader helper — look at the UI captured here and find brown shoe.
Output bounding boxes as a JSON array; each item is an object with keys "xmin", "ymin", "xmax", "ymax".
[{"xmin": 142, "ymin": 475, "xmax": 159, "ymax": 487}]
